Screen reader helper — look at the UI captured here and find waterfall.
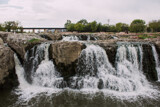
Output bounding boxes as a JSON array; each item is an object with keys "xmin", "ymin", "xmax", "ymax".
[
  {"xmin": 15, "ymin": 43, "xmax": 65, "ymax": 89},
  {"xmin": 62, "ymin": 35, "xmax": 97, "ymax": 41},
  {"xmin": 62, "ymin": 36, "xmax": 79, "ymax": 41},
  {"xmin": 71, "ymin": 44, "xmax": 150, "ymax": 92},
  {"xmin": 13, "ymin": 42, "xmax": 159, "ymax": 104},
  {"xmin": 151, "ymin": 45, "xmax": 160, "ymax": 81}
]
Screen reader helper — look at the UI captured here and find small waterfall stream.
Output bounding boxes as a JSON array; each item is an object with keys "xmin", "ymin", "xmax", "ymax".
[
  {"xmin": 62, "ymin": 35, "xmax": 97, "ymax": 41},
  {"xmin": 152, "ymin": 45, "xmax": 160, "ymax": 81}
]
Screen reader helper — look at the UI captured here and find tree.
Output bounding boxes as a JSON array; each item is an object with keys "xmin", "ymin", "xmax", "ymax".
[
  {"xmin": 4, "ymin": 21, "xmax": 21, "ymax": 32},
  {"xmin": 101, "ymin": 24, "xmax": 110, "ymax": 32},
  {"xmin": 77, "ymin": 19, "xmax": 88, "ymax": 25},
  {"xmin": 130, "ymin": 19, "xmax": 146, "ymax": 33},
  {"xmin": 74, "ymin": 23, "xmax": 84, "ymax": 32},
  {"xmin": 64, "ymin": 20, "xmax": 72, "ymax": 28},
  {"xmin": 116, "ymin": 23, "xmax": 129, "ymax": 32},
  {"xmin": 0, "ymin": 24, "xmax": 5, "ymax": 31},
  {"xmin": 90, "ymin": 21, "xmax": 98, "ymax": 32},
  {"xmin": 67, "ymin": 23, "xmax": 75, "ymax": 32},
  {"xmin": 109, "ymin": 25, "xmax": 117, "ymax": 32},
  {"xmin": 97, "ymin": 23, "xmax": 102, "ymax": 32},
  {"xmin": 116, "ymin": 23, "xmax": 122, "ymax": 32},
  {"xmin": 149, "ymin": 20, "xmax": 160, "ymax": 32}
]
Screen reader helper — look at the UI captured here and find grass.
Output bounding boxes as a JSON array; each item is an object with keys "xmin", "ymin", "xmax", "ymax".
[
  {"xmin": 28, "ymin": 38, "xmax": 40, "ymax": 43},
  {"xmin": 138, "ymin": 34, "xmax": 158, "ymax": 39}
]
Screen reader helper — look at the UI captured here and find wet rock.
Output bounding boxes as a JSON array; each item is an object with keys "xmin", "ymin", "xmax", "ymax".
[
  {"xmin": 142, "ymin": 44, "xmax": 158, "ymax": 81},
  {"xmin": 0, "ymin": 45, "xmax": 18, "ymax": 89}
]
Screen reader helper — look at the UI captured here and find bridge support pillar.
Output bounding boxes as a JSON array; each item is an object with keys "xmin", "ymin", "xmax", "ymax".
[{"xmin": 32, "ymin": 29, "xmax": 35, "ymax": 33}]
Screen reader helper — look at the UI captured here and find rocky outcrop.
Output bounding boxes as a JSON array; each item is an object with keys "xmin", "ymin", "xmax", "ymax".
[
  {"xmin": 0, "ymin": 32, "xmax": 47, "ymax": 62},
  {"xmin": 0, "ymin": 38, "xmax": 3, "ymax": 45},
  {"xmin": 0, "ymin": 45, "xmax": 18, "ymax": 89},
  {"xmin": 50, "ymin": 41, "xmax": 85, "ymax": 80},
  {"xmin": 39, "ymin": 33, "xmax": 62, "ymax": 40},
  {"xmin": 50, "ymin": 41, "xmax": 85, "ymax": 65}
]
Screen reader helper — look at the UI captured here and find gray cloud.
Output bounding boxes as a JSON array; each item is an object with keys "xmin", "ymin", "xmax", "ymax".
[
  {"xmin": 0, "ymin": 0, "xmax": 160, "ymax": 27},
  {"xmin": 0, "ymin": 0, "xmax": 9, "ymax": 4}
]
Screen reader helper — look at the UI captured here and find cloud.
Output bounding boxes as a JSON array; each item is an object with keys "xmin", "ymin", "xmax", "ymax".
[
  {"xmin": 0, "ymin": 0, "xmax": 160, "ymax": 27},
  {"xmin": 0, "ymin": 0, "xmax": 9, "ymax": 4}
]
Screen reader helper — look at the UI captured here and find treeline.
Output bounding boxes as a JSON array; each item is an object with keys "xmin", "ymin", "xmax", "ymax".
[
  {"xmin": 0, "ymin": 21, "xmax": 22, "ymax": 32},
  {"xmin": 65, "ymin": 19, "xmax": 160, "ymax": 33}
]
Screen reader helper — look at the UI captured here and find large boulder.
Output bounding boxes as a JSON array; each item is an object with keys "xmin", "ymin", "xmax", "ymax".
[
  {"xmin": 50, "ymin": 41, "xmax": 85, "ymax": 80},
  {"xmin": 0, "ymin": 32, "xmax": 47, "ymax": 62},
  {"xmin": 0, "ymin": 45, "xmax": 18, "ymax": 89},
  {"xmin": 50, "ymin": 41, "xmax": 84, "ymax": 65}
]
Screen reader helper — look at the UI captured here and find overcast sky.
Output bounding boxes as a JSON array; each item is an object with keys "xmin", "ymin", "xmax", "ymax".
[{"xmin": 0, "ymin": 0, "xmax": 160, "ymax": 27}]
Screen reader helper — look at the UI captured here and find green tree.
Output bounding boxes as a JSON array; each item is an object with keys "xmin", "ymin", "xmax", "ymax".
[
  {"xmin": 67, "ymin": 23, "xmax": 75, "ymax": 32},
  {"xmin": 116, "ymin": 23, "xmax": 122, "ymax": 32},
  {"xmin": 4, "ymin": 21, "xmax": 21, "ymax": 32},
  {"xmin": 74, "ymin": 23, "xmax": 84, "ymax": 32},
  {"xmin": 97, "ymin": 23, "xmax": 102, "ymax": 32},
  {"xmin": 0, "ymin": 24, "xmax": 5, "ymax": 31},
  {"xmin": 130, "ymin": 19, "xmax": 146, "ymax": 33},
  {"xmin": 149, "ymin": 20, "xmax": 160, "ymax": 32},
  {"xmin": 90, "ymin": 21, "xmax": 98, "ymax": 32},
  {"xmin": 116, "ymin": 23, "xmax": 129, "ymax": 32},
  {"xmin": 101, "ymin": 24, "xmax": 110, "ymax": 32},
  {"xmin": 109, "ymin": 25, "xmax": 117, "ymax": 32},
  {"xmin": 77, "ymin": 19, "xmax": 88, "ymax": 25},
  {"xmin": 64, "ymin": 20, "xmax": 72, "ymax": 28}
]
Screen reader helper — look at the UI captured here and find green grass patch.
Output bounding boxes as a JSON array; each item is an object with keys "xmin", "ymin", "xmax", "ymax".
[
  {"xmin": 138, "ymin": 34, "xmax": 157, "ymax": 39},
  {"xmin": 28, "ymin": 38, "xmax": 40, "ymax": 43}
]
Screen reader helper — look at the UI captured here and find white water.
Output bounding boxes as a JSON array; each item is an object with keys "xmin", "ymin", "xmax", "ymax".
[
  {"xmin": 151, "ymin": 45, "xmax": 160, "ymax": 81},
  {"xmin": 13, "ymin": 43, "xmax": 159, "ymax": 103},
  {"xmin": 62, "ymin": 36, "xmax": 79, "ymax": 41},
  {"xmin": 72, "ymin": 44, "xmax": 151, "ymax": 93},
  {"xmin": 32, "ymin": 44, "xmax": 63, "ymax": 88},
  {"xmin": 62, "ymin": 35, "xmax": 97, "ymax": 41},
  {"xmin": 14, "ymin": 44, "xmax": 63, "ymax": 102}
]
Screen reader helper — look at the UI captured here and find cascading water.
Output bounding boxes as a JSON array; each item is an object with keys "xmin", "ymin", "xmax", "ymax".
[
  {"xmin": 14, "ymin": 43, "xmax": 64, "ymax": 103},
  {"xmin": 71, "ymin": 44, "xmax": 151, "ymax": 93},
  {"xmin": 12, "ymin": 42, "xmax": 160, "ymax": 106},
  {"xmin": 151, "ymin": 45, "xmax": 160, "ymax": 81},
  {"xmin": 62, "ymin": 35, "xmax": 79, "ymax": 41},
  {"xmin": 62, "ymin": 35, "xmax": 97, "ymax": 41}
]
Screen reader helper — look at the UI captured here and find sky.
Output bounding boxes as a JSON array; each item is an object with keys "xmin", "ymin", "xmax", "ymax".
[{"xmin": 0, "ymin": 0, "xmax": 160, "ymax": 27}]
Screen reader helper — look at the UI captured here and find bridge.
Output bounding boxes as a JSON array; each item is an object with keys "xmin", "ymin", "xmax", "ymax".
[{"xmin": 20, "ymin": 27, "xmax": 67, "ymax": 33}]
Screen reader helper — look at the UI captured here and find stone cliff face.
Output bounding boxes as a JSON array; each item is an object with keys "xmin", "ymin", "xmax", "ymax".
[{"xmin": 0, "ymin": 45, "xmax": 18, "ymax": 89}]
